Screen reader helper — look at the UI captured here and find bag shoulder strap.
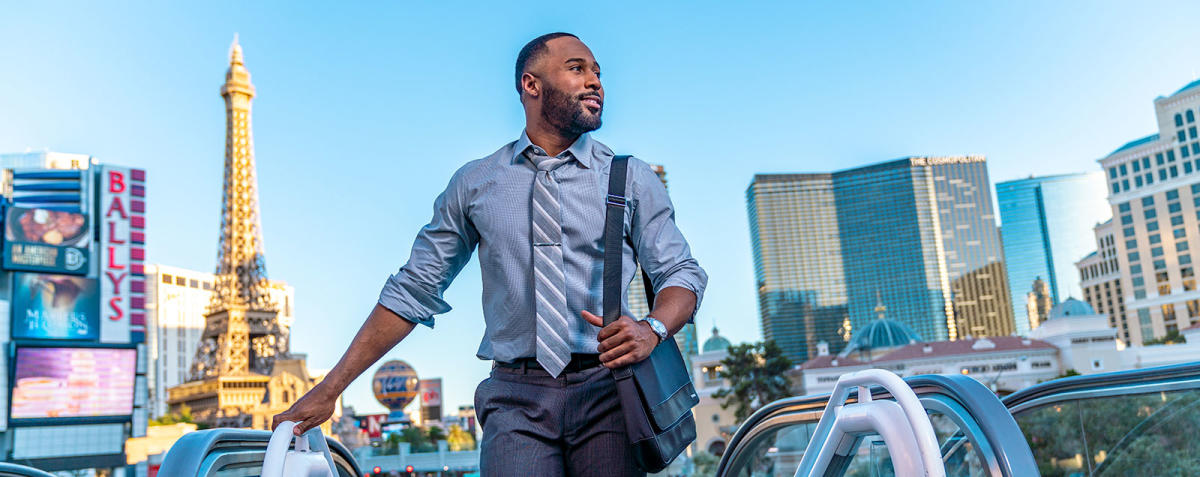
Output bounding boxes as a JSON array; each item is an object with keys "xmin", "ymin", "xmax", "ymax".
[{"xmin": 603, "ymin": 155, "xmax": 656, "ymax": 326}]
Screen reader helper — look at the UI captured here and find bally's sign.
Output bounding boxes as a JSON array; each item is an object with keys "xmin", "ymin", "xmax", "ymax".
[{"xmin": 99, "ymin": 167, "xmax": 147, "ymax": 344}]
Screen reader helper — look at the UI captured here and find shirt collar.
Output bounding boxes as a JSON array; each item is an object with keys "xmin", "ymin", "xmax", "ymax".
[{"xmin": 511, "ymin": 130, "xmax": 594, "ymax": 169}]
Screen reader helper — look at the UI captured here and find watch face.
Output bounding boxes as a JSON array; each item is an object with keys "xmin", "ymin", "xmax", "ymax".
[{"xmin": 648, "ymin": 318, "xmax": 667, "ymax": 338}]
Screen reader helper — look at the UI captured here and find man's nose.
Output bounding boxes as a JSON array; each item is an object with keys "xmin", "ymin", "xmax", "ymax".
[{"xmin": 585, "ymin": 71, "xmax": 601, "ymax": 91}]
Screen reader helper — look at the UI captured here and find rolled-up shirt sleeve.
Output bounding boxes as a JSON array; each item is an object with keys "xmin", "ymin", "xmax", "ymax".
[
  {"xmin": 378, "ymin": 166, "xmax": 479, "ymax": 328},
  {"xmin": 628, "ymin": 158, "xmax": 708, "ymax": 321}
]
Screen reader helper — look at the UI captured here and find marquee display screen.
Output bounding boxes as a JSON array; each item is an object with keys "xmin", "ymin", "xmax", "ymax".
[{"xmin": 10, "ymin": 347, "xmax": 136, "ymax": 420}]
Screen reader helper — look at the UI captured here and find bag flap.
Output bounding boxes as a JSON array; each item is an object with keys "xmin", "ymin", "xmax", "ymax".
[{"xmin": 630, "ymin": 338, "xmax": 700, "ymax": 429}]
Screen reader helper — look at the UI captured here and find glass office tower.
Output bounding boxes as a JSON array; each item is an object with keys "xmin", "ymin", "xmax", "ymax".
[
  {"xmin": 997, "ymin": 172, "xmax": 1111, "ymax": 334},
  {"xmin": 928, "ymin": 159, "xmax": 1013, "ymax": 339},
  {"xmin": 747, "ymin": 174, "xmax": 850, "ymax": 363},
  {"xmin": 832, "ymin": 159, "xmax": 955, "ymax": 342},
  {"xmin": 832, "ymin": 157, "xmax": 1011, "ymax": 342},
  {"xmin": 748, "ymin": 157, "xmax": 1012, "ymax": 363}
]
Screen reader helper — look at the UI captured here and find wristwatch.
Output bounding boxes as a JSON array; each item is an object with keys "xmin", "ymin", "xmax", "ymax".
[{"xmin": 641, "ymin": 316, "xmax": 669, "ymax": 344}]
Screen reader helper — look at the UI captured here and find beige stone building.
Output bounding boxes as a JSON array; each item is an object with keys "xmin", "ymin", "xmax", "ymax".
[
  {"xmin": 689, "ymin": 327, "xmax": 738, "ymax": 457},
  {"xmin": 1093, "ymin": 77, "xmax": 1200, "ymax": 344}
]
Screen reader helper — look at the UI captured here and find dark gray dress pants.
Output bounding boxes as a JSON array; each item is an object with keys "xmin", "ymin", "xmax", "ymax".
[{"xmin": 475, "ymin": 364, "xmax": 645, "ymax": 476}]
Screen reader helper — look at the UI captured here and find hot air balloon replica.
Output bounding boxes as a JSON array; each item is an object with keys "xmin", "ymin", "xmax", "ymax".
[{"xmin": 372, "ymin": 360, "xmax": 420, "ymax": 425}]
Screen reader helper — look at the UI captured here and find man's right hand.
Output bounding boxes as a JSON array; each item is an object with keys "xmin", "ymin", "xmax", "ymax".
[
  {"xmin": 272, "ymin": 383, "xmax": 338, "ymax": 435},
  {"xmin": 270, "ymin": 304, "xmax": 417, "ymax": 436}
]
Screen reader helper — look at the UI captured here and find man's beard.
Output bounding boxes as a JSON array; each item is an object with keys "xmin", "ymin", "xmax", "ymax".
[{"xmin": 542, "ymin": 83, "xmax": 602, "ymax": 136}]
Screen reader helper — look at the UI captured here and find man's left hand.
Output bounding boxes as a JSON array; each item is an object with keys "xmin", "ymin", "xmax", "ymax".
[{"xmin": 582, "ymin": 310, "xmax": 660, "ymax": 368}]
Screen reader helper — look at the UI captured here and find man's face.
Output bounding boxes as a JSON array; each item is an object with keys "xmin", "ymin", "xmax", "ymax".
[{"xmin": 531, "ymin": 37, "xmax": 604, "ymax": 135}]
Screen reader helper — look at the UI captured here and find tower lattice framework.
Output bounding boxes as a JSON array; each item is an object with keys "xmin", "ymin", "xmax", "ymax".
[{"xmin": 191, "ymin": 36, "xmax": 287, "ymax": 380}]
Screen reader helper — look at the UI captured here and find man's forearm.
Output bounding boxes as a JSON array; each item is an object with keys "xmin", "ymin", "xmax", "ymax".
[
  {"xmin": 649, "ymin": 286, "xmax": 697, "ymax": 337},
  {"xmin": 316, "ymin": 304, "xmax": 417, "ymax": 396}
]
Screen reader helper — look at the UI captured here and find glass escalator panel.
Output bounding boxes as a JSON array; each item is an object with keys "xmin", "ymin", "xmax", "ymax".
[
  {"xmin": 1012, "ymin": 387, "xmax": 1200, "ymax": 476},
  {"xmin": 717, "ymin": 375, "xmax": 1037, "ymax": 477},
  {"xmin": 722, "ymin": 420, "xmax": 818, "ymax": 477}
]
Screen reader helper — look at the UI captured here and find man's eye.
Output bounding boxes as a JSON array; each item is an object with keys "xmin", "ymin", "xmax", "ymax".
[
  {"xmin": 570, "ymin": 66, "xmax": 582, "ymax": 72},
  {"xmin": 595, "ymin": 71, "xmax": 602, "ymax": 79}
]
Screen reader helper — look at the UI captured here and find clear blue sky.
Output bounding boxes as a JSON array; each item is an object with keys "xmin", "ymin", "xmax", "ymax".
[{"xmin": 4, "ymin": 1, "xmax": 1200, "ymax": 416}]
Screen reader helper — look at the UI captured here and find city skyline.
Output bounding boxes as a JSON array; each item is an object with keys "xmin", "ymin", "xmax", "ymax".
[
  {"xmin": 5, "ymin": 2, "xmax": 1200, "ymax": 415},
  {"xmin": 749, "ymin": 156, "xmax": 1013, "ymax": 365}
]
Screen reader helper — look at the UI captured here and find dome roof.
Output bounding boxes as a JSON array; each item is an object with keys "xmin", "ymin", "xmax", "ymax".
[
  {"xmin": 1049, "ymin": 298, "xmax": 1096, "ymax": 319},
  {"xmin": 702, "ymin": 327, "xmax": 732, "ymax": 352},
  {"xmin": 839, "ymin": 318, "xmax": 922, "ymax": 357}
]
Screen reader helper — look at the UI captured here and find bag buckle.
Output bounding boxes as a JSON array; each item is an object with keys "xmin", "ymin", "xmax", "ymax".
[{"xmin": 607, "ymin": 194, "xmax": 627, "ymax": 208}]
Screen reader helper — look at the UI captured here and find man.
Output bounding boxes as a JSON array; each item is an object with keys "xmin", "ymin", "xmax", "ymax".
[{"xmin": 274, "ymin": 32, "xmax": 707, "ymax": 476}]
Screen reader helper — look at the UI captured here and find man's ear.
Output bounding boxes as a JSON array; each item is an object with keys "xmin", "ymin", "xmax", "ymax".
[{"xmin": 521, "ymin": 72, "xmax": 540, "ymax": 99}]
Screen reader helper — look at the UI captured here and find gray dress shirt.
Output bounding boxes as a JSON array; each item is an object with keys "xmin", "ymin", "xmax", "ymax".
[{"xmin": 378, "ymin": 131, "xmax": 708, "ymax": 362}]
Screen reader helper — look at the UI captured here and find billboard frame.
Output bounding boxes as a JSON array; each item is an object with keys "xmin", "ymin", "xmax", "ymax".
[{"xmin": 6, "ymin": 341, "xmax": 137, "ymax": 427}]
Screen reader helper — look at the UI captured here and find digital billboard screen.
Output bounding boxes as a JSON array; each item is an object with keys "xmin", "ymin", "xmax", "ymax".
[
  {"xmin": 11, "ymin": 273, "xmax": 100, "ymax": 340},
  {"xmin": 3, "ymin": 206, "xmax": 90, "ymax": 275},
  {"xmin": 10, "ymin": 347, "xmax": 136, "ymax": 420}
]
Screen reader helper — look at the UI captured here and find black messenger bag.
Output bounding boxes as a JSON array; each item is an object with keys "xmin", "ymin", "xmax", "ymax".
[{"xmin": 602, "ymin": 154, "xmax": 699, "ymax": 473}]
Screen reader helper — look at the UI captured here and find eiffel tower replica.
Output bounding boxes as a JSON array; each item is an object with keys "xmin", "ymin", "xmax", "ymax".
[{"xmin": 168, "ymin": 37, "xmax": 319, "ymax": 430}]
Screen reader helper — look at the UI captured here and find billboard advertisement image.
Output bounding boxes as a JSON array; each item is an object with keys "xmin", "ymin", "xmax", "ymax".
[
  {"xmin": 11, "ymin": 273, "xmax": 100, "ymax": 340},
  {"xmin": 419, "ymin": 378, "xmax": 442, "ymax": 407},
  {"xmin": 10, "ymin": 347, "xmax": 136, "ymax": 420},
  {"xmin": 3, "ymin": 206, "xmax": 90, "ymax": 275}
]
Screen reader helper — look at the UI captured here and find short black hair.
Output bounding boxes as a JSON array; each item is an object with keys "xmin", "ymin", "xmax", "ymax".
[{"xmin": 515, "ymin": 32, "xmax": 579, "ymax": 96}]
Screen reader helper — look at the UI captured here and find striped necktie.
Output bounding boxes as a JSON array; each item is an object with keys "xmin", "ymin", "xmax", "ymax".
[{"xmin": 526, "ymin": 147, "xmax": 573, "ymax": 377}]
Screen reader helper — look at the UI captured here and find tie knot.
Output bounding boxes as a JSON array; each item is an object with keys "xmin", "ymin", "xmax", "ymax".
[{"xmin": 526, "ymin": 148, "xmax": 570, "ymax": 172}]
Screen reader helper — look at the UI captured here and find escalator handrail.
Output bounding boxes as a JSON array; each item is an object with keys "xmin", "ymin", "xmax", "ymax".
[
  {"xmin": 1002, "ymin": 360, "xmax": 1200, "ymax": 410},
  {"xmin": 156, "ymin": 428, "xmax": 363, "ymax": 477},
  {"xmin": 906, "ymin": 375, "xmax": 1039, "ymax": 477},
  {"xmin": 716, "ymin": 373, "xmax": 1039, "ymax": 477},
  {"xmin": 0, "ymin": 463, "xmax": 55, "ymax": 477},
  {"xmin": 795, "ymin": 369, "xmax": 945, "ymax": 477},
  {"xmin": 715, "ymin": 391, "xmax": 835, "ymax": 475}
]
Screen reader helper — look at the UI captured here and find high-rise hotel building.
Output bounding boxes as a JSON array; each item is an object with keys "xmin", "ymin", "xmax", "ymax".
[
  {"xmin": 996, "ymin": 173, "xmax": 1111, "ymax": 334},
  {"xmin": 748, "ymin": 157, "xmax": 1012, "ymax": 364},
  {"xmin": 747, "ymin": 173, "xmax": 849, "ymax": 364},
  {"xmin": 1092, "ymin": 79, "xmax": 1200, "ymax": 344},
  {"xmin": 1077, "ymin": 219, "xmax": 1126, "ymax": 341}
]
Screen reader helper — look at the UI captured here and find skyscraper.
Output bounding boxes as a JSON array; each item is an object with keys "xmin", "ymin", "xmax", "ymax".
[
  {"xmin": 748, "ymin": 157, "xmax": 1012, "ymax": 363},
  {"xmin": 996, "ymin": 172, "xmax": 1110, "ymax": 333},
  {"xmin": 747, "ymin": 173, "xmax": 849, "ymax": 364},
  {"xmin": 1077, "ymin": 219, "xmax": 1126, "ymax": 342},
  {"xmin": 1025, "ymin": 277, "xmax": 1052, "ymax": 331},
  {"xmin": 835, "ymin": 157, "xmax": 1011, "ymax": 341},
  {"xmin": 1091, "ymin": 78, "xmax": 1200, "ymax": 345}
]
